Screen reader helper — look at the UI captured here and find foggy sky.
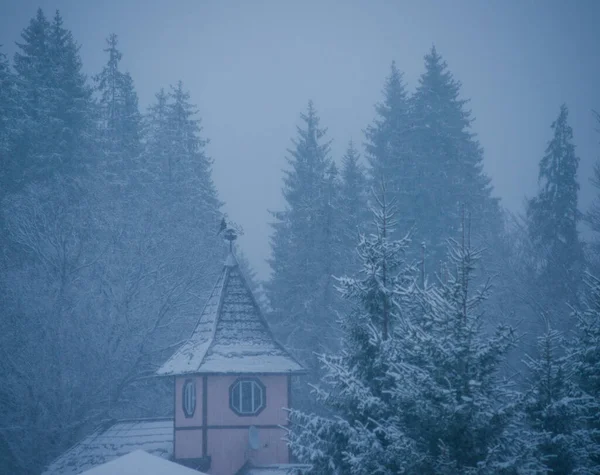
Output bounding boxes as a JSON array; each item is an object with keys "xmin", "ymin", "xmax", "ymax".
[{"xmin": 1, "ymin": 0, "xmax": 599, "ymax": 280}]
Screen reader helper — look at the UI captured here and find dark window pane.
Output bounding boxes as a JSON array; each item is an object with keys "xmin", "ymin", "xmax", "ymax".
[
  {"xmin": 183, "ymin": 380, "xmax": 196, "ymax": 417},
  {"xmin": 232, "ymin": 382, "xmax": 241, "ymax": 412},
  {"xmin": 253, "ymin": 383, "xmax": 263, "ymax": 411},
  {"xmin": 241, "ymin": 381, "xmax": 253, "ymax": 413}
]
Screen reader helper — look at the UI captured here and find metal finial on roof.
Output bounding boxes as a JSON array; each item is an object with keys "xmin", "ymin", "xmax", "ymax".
[
  {"xmin": 222, "ymin": 228, "xmax": 238, "ymax": 250},
  {"xmin": 217, "ymin": 216, "xmax": 244, "ymax": 262}
]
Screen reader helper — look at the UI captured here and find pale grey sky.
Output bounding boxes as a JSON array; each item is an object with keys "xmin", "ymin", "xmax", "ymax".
[{"xmin": 1, "ymin": 0, "xmax": 599, "ymax": 279}]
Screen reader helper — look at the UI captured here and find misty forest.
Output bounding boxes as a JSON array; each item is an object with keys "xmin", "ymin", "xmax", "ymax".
[{"xmin": 1, "ymin": 6, "xmax": 600, "ymax": 475}]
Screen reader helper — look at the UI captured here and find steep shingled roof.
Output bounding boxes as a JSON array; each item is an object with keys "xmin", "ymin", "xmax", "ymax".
[{"xmin": 157, "ymin": 252, "xmax": 304, "ymax": 376}]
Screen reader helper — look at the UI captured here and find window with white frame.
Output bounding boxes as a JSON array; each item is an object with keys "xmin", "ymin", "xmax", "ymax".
[
  {"xmin": 182, "ymin": 379, "xmax": 196, "ymax": 418},
  {"xmin": 229, "ymin": 378, "xmax": 265, "ymax": 416}
]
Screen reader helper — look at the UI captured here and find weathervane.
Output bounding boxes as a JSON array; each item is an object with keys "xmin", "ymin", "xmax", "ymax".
[{"xmin": 217, "ymin": 215, "xmax": 244, "ymax": 252}]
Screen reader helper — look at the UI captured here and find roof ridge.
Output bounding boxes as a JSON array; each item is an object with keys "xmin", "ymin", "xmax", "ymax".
[{"xmin": 196, "ymin": 264, "xmax": 232, "ymax": 369}]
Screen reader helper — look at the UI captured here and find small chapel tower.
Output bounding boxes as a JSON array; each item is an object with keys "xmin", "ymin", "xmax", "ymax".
[{"xmin": 157, "ymin": 223, "xmax": 304, "ymax": 475}]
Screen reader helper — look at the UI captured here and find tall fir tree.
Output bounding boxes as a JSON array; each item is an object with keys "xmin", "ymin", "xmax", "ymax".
[
  {"xmin": 166, "ymin": 81, "xmax": 220, "ymax": 220},
  {"xmin": 12, "ymin": 9, "xmax": 96, "ymax": 190},
  {"xmin": 365, "ymin": 62, "xmax": 414, "ymax": 235},
  {"xmin": 94, "ymin": 34, "xmax": 143, "ymax": 188},
  {"xmin": 411, "ymin": 46, "xmax": 501, "ymax": 274},
  {"xmin": 267, "ymin": 101, "xmax": 341, "ymax": 409},
  {"xmin": 144, "ymin": 81, "xmax": 220, "ymax": 225},
  {"xmin": 526, "ymin": 104, "xmax": 584, "ymax": 324},
  {"xmin": 144, "ymin": 88, "xmax": 169, "ymax": 185},
  {"xmin": 0, "ymin": 46, "xmax": 19, "ymax": 201},
  {"xmin": 338, "ymin": 141, "xmax": 369, "ymax": 272},
  {"xmin": 322, "ymin": 160, "xmax": 343, "ymax": 314}
]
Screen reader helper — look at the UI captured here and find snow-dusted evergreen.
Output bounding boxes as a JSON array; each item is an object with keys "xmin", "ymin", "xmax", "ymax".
[
  {"xmin": 569, "ymin": 273, "xmax": 600, "ymax": 469},
  {"xmin": 0, "ymin": 46, "xmax": 18, "ymax": 200},
  {"xmin": 364, "ymin": 62, "xmax": 414, "ymax": 237},
  {"xmin": 410, "ymin": 47, "xmax": 502, "ymax": 275},
  {"xmin": 141, "ymin": 80, "xmax": 223, "ymax": 286},
  {"xmin": 144, "ymin": 82, "xmax": 221, "ymax": 224},
  {"xmin": 287, "ymin": 189, "xmax": 418, "ymax": 474},
  {"xmin": 94, "ymin": 34, "xmax": 143, "ymax": 187},
  {"xmin": 584, "ymin": 110, "xmax": 600, "ymax": 274},
  {"xmin": 365, "ymin": 49, "xmax": 502, "ymax": 276},
  {"xmin": 338, "ymin": 141, "xmax": 369, "ymax": 273},
  {"xmin": 572, "ymin": 274, "xmax": 600, "ymax": 407},
  {"xmin": 289, "ymin": 205, "xmax": 539, "ymax": 474},
  {"xmin": 13, "ymin": 9, "xmax": 96, "ymax": 187},
  {"xmin": 389, "ymin": 230, "xmax": 537, "ymax": 474},
  {"xmin": 267, "ymin": 101, "xmax": 342, "ymax": 409},
  {"xmin": 523, "ymin": 328, "xmax": 599, "ymax": 474},
  {"xmin": 526, "ymin": 104, "xmax": 583, "ymax": 327}
]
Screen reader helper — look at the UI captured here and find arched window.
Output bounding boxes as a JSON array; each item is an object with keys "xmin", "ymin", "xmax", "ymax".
[
  {"xmin": 229, "ymin": 378, "xmax": 266, "ymax": 416},
  {"xmin": 182, "ymin": 379, "xmax": 196, "ymax": 418}
]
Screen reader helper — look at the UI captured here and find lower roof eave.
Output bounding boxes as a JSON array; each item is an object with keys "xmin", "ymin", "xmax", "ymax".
[{"xmin": 155, "ymin": 368, "xmax": 307, "ymax": 377}]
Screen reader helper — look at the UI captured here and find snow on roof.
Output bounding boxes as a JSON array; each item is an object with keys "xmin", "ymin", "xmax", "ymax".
[
  {"xmin": 80, "ymin": 450, "xmax": 206, "ymax": 475},
  {"xmin": 157, "ymin": 252, "xmax": 304, "ymax": 376},
  {"xmin": 42, "ymin": 418, "xmax": 173, "ymax": 475}
]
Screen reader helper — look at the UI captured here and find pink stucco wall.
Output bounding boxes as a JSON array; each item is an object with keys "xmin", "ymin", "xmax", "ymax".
[
  {"xmin": 206, "ymin": 374, "xmax": 288, "ymax": 426},
  {"xmin": 208, "ymin": 427, "xmax": 289, "ymax": 475},
  {"xmin": 175, "ymin": 376, "xmax": 204, "ymax": 428},
  {"xmin": 175, "ymin": 429, "xmax": 203, "ymax": 459}
]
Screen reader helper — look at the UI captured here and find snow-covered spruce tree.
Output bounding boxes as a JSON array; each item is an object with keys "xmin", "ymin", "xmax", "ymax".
[
  {"xmin": 94, "ymin": 33, "xmax": 143, "ymax": 188},
  {"xmin": 287, "ymin": 189, "xmax": 419, "ymax": 474},
  {"xmin": 165, "ymin": 81, "xmax": 220, "ymax": 215},
  {"xmin": 267, "ymin": 101, "xmax": 342, "ymax": 410},
  {"xmin": 585, "ymin": 110, "xmax": 600, "ymax": 274},
  {"xmin": 387, "ymin": 224, "xmax": 539, "ymax": 474},
  {"xmin": 13, "ymin": 9, "xmax": 96, "ymax": 189},
  {"xmin": 526, "ymin": 104, "xmax": 584, "ymax": 328},
  {"xmin": 91, "ymin": 33, "xmax": 146, "ymax": 277},
  {"xmin": 570, "ymin": 272, "xmax": 600, "ymax": 470},
  {"xmin": 0, "ymin": 45, "xmax": 20, "ymax": 201},
  {"xmin": 410, "ymin": 46, "xmax": 502, "ymax": 275},
  {"xmin": 523, "ymin": 328, "xmax": 599, "ymax": 474},
  {"xmin": 338, "ymin": 141, "xmax": 369, "ymax": 273},
  {"xmin": 143, "ymin": 81, "xmax": 222, "ymax": 245},
  {"xmin": 573, "ymin": 273, "xmax": 600, "ymax": 408},
  {"xmin": 365, "ymin": 61, "xmax": 415, "ymax": 237}
]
